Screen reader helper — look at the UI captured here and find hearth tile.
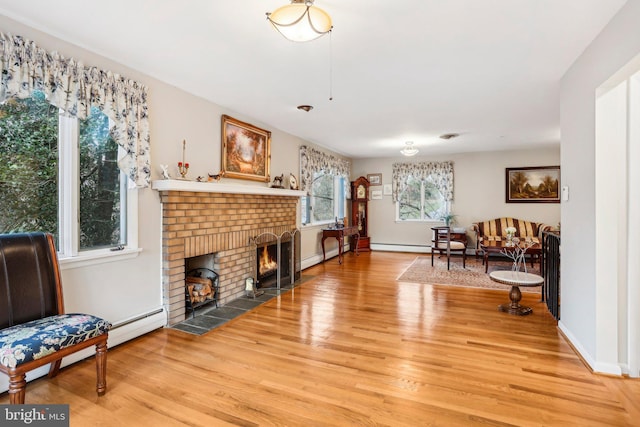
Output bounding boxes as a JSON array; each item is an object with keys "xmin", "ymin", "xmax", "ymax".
[
  {"xmin": 186, "ymin": 314, "xmax": 230, "ymax": 330},
  {"xmin": 226, "ymin": 298, "xmax": 263, "ymax": 310},
  {"xmin": 201, "ymin": 305, "xmax": 247, "ymax": 319},
  {"xmin": 171, "ymin": 322, "xmax": 210, "ymax": 336}
]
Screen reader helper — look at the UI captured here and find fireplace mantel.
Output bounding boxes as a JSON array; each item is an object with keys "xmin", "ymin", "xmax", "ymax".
[
  {"xmin": 152, "ymin": 179, "xmax": 305, "ymax": 197},
  {"xmin": 155, "ymin": 179, "xmax": 301, "ymax": 325}
]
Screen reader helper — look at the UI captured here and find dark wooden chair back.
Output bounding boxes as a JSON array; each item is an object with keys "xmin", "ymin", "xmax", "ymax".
[
  {"xmin": 0, "ymin": 232, "xmax": 109, "ymax": 404},
  {"xmin": 0, "ymin": 232, "xmax": 63, "ymax": 329}
]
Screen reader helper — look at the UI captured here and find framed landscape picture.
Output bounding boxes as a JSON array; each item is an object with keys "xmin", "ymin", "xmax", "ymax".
[
  {"xmin": 506, "ymin": 166, "xmax": 560, "ymax": 203},
  {"xmin": 367, "ymin": 173, "xmax": 382, "ymax": 186},
  {"xmin": 221, "ymin": 115, "xmax": 271, "ymax": 182}
]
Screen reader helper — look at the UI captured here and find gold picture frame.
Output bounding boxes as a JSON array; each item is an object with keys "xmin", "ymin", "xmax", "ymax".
[
  {"xmin": 506, "ymin": 166, "xmax": 560, "ymax": 203},
  {"xmin": 221, "ymin": 115, "xmax": 271, "ymax": 182}
]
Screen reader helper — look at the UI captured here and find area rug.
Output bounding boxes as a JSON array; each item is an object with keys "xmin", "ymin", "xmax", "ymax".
[{"xmin": 396, "ymin": 256, "xmax": 542, "ymax": 293}]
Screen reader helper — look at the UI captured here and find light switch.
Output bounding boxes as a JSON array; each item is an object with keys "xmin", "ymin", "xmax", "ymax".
[{"xmin": 561, "ymin": 186, "xmax": 569, "ymax": 201}]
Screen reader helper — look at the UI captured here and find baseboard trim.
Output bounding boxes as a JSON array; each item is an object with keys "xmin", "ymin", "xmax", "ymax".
[
  {"xmin": 370, "ymin": 243, "xmax": 476, "ymax": 256},
  {"xmin": 0, "ymin": 309, "xmax": 167, "ymax": 394},
  {"xmin": 301, "ymin": 244, "xmax": 351, "ymax": 270},
  {"xmin": 558, "ymin": 320, "xmax": 623, "ymax": 376}
]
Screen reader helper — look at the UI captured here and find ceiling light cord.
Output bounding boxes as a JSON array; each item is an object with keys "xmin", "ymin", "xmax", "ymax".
[{"xmin": 329, "ymin": 30, "xmax": 333, "ymax": 101}]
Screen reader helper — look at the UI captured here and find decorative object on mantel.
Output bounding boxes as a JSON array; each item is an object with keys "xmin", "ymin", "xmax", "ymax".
[
  {"xmin": 271, "ymin": 174, "xmax": 284, "ymax": 188},
  {"xmin": 160, "ymin": 164, "xmax": 171, "ymax": 180},
  {"xmin": 221, "ymin": 115, "xmax": 271, "ymax": 182},
  {"xmin": 289, "ymin": 173, "xmax": 298, "ymax": 190},
  {"xmin": 208, "ymin": 171, "xmax": 225, "ymax": 182},
  {"xmin": 177, "ymin": 139, "xmax": 189, "ymax": 179}
]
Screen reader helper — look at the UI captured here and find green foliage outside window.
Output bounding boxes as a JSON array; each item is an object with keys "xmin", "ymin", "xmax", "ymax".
[
  {"xmin": 0, "ymin": 92, "xmax": 59, "ymax": 238},
  {"xmin": 312, "ymin": 172, "xmax": 334, "ymax": 222},
  {"xmin": 0, "ymin": 91, "xmax": 123, "ymax": 250},
  {"xmin": 398, "ymin": 176, "xmax": 446, "ymax": 220}
]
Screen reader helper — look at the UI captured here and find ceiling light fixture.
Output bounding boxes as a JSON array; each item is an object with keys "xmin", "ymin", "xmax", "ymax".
[
  {"xmin": 266, "ymin": 0, "xmax": 332, "ymax": 42},
  {"xmin": 400, "ymin": 141, "xmax": 419, "ymax": 157},
  {"xmin": 297, "ymin": 105, "xmax": 313, "ymax": 112}
]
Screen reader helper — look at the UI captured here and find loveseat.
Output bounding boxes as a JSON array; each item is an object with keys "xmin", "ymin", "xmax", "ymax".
[{"xmin": 471, "ymin": 217, "xmax": 553, "ymax": 256}]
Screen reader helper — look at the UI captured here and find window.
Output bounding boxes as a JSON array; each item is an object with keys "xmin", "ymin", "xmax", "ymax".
[
  {"xmin": 301, "ymin": 172, "xmax": 345, "ymax": 225},
  {"xmin": 0, "ymin": 91, "xmax": 137, "ymax": 264},
  {"xmin": 397, "ymin": 176, "xmax": 448, "ymax": 221}
]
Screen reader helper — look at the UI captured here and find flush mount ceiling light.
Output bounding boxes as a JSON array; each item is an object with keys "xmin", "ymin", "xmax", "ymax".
[
  {"xmin": 266, "ymin": 0, "xmax": 332, "ymax": 42},
  {"xmin": 297, "ymin": 105, "xmax": 313, "ymax": 112},
  {"xmin": 400, "ymin": 141, "xmax": 419, "ymax": 157}
]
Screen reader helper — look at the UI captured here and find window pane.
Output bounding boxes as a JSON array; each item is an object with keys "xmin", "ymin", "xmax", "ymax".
[
  {"xmin": 79, "ymin": 107, "xmax": 123, "ymax": 250},
  {"xmin": 398, "ymin": 177, "xmax": 421, "ymax": 219},
  {"xmin": 312, "ymin": 172, "xmax": 334, "ymax": 222},
  {"xmin": 0, "ymin": 92, "xmax": 59, "ymax": 240},
  {"xmin": 335, "ymin": 177, "xmax": 345, "ymax": 219},
  {"xmin": 423, "ymin": 180, "xmax": 446, "ymax": 220},
  {"xmin": 301, "ymin": 195, "xmax": 309, "ymax": 225}
]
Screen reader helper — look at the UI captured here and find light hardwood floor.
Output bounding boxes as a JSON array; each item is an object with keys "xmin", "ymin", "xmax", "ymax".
[{"xmin": 2, "ymin": 251, "xmax": 639, "ymax": 426}]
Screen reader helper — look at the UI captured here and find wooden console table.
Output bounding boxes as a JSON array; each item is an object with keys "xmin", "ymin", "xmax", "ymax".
[{"xmin": 321, "ymin": 226, "xmax": 360, "ymax": 264}]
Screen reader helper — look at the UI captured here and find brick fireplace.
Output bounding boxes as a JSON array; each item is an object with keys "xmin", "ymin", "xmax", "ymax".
[{"xmin": 153, "ymin": 180, "xmax": 303, "ymax": 325}]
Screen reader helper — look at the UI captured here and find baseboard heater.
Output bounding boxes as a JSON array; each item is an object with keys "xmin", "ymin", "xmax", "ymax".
[{"xmin": 109, "ymin": 308, "xmax": 164, "ymax": 330}]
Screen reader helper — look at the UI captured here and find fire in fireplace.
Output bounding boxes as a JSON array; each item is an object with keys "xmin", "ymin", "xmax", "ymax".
[{"xmin": 256, "ymin": 241, "xmax": 291, "ymax": 289}]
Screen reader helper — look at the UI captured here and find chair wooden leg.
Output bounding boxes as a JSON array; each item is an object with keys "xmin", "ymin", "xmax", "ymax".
[
  {"xmin": 9, "ymin": 372, "xmax": 26, "ymax": 404},
  {"xmin": 431, "ymin": 250, "xmax": 434, "ymax": 266},
  {"xmin": 48, "ymin": 359, "xmax": 62, "ymax": 378},
  {"xmin": 95, "ymin": 340, "xmax": 108, "ymax": 396}
]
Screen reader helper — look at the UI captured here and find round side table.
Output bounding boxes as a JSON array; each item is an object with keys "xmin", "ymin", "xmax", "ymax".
[{"xmin": 489, "ymin": 270, "xmax": 544, "ymax": 315}]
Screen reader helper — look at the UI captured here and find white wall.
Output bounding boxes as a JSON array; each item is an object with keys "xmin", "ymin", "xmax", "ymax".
[
  {"xmin": 352, "ymin": 147, "xmax": 560, "ymax": 249},
  {"xmin": 0, "ymin": 15, "xmax": 318, "ymax": 330},
  {"xmin": 560, "ymin": 0, "xmax": 640, "ymax": 376}
]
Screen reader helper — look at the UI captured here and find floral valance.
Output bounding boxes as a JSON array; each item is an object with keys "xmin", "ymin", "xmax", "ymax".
[
  {"xmin": 392, "ymin": 161, "xmax": 454, "ymax": 202},
  {"xmin": 0, "ymin": 33, "xmax": 151, "ymax": 188},
  {"xmin": 299, "ymin": 145, "xmax": 351, "ymax": 196}
]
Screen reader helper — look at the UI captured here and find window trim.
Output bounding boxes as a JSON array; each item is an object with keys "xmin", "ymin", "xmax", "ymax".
[{"xmin": 53, "ymin": 112, "xmax": 140, "ymax": 267}]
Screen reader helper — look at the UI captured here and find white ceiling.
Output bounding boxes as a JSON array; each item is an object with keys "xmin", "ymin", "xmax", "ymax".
[{"xmin": 0, "ymin": 0, "xmax": 628, "ymax": 158}]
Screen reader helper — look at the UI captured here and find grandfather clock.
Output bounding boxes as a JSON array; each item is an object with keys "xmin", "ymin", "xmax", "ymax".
[{"xmin": 351, "ymin": 176, "xmax": 371, "ymax": 251}]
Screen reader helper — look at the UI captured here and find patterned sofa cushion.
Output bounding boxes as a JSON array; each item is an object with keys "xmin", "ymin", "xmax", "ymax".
[
  {"xmin": 0, "ymin": 314, "xmax": 111, "ymax": 369},
  {"xmin": 472, "ymin": 217, "xmax": 551, "ymax": 244}
]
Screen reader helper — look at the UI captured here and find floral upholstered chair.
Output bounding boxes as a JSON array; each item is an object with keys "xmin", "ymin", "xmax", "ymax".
[{"xmin": 0, "ymin": 232, "xmax": 111, "ymax": 404}]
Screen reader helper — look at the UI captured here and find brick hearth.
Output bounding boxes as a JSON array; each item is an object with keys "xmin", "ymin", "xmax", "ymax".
[{"xmin": 153, "ymin": 180, "xmax": 302, "ymax": 325}]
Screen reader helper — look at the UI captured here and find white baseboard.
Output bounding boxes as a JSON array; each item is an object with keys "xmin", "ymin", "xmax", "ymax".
[
  {"xmin": 370, "ymin": 243, "xmax": 430, "ymax": 253},
  {"xmin": 558, "ymin": 320, "xmax": 623, "ymax": 376},
  {"xmin": 0, "ymin": 309, "xmax": 167, "ymax": 394},
  {"xmin": 370, "ymin": 243, "xmax": 476, "ymax": 256},
  {"xmin": 301, "ymin": 245, "xmax": 352, "ymax": 270}
]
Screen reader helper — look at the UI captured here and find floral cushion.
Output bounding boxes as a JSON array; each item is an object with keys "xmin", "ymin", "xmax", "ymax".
[{"xmin": 0, "ymin": 314, "xmax": 111, "ymax": 369}]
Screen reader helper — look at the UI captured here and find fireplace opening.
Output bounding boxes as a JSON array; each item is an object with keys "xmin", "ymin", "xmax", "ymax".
[
  {"xmin": 185, "ymin": 254, "xmax": 219, "ymax": 317},
  {"xmin": 256, "ymin": 241, "xmax": 291, "ymax": 289}
]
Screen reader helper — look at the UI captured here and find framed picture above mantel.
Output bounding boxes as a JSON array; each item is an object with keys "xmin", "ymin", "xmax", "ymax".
[
  {"xmin": 506, "ymin": 166, "xmax": 560, "ymax": 203},
  {"xmin": 221, "ymin": 115, "xmax": 271, "ymax": 182}
]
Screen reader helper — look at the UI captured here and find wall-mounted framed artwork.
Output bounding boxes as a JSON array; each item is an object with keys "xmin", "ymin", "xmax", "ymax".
[
  {"xmin": 367, "ymin": 173, "xmax": 382, "ymax": 186},
  {"xmin": 221, "ymin": 115, "xmax": 271, "ymax": 182},
  {"xmin": 506, "ymin": 166, "xmax": 560, "ymax": 203}
]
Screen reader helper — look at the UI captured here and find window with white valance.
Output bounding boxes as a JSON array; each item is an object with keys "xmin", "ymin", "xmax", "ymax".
[
  {"xmin": 0, "ymin": 33, "xmax": 147, "ymax": 264},
  {"xmin": 0, "ymin": 33, "xmax": 150, "ymax": 187},
  {"xmin": 393, "ymin": 161, "xmax": 454, "ymax": 221},
  {"xmin": 299, "ymin": 146, "xmax": 351, "ymax": 225}
]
